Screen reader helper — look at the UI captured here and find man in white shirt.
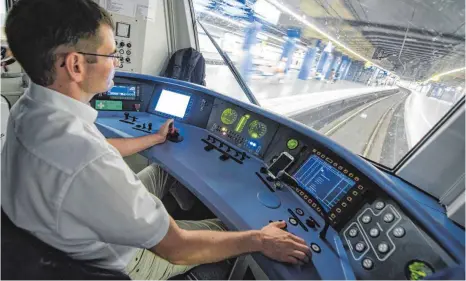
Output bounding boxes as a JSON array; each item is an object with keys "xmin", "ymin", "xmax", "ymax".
[{"xmin": 1, "ymin": 0, "xmax": 311, "ymax": 279}]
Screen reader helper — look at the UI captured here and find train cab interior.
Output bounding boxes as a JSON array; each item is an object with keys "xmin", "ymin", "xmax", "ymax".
[{"xmin": 1, "ymin": 0, "xmax": 465, "ymax": 280}]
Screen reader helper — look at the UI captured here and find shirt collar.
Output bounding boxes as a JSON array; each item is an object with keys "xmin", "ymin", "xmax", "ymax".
[{"xmin": 26, "ymin": 82, "xmax": 98, "ymax": 124}]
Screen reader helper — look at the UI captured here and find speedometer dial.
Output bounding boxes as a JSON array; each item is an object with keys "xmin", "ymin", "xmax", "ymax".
[
  {"xmin": 221, "ymin": 108, "xmax": 238, "ymax": 125},
  {"xmin": 248, "ymin": 120, "xmax": 267, "ymax": 139}
]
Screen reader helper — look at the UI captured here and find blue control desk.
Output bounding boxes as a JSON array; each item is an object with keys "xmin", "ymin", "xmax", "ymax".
[{"xmin": 94, "ymin": 73, "xmax": 464, "ymax": 280}]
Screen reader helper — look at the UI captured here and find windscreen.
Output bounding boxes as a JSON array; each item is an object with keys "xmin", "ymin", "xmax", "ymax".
[{"xmin": 193, "ymin": 0, "xmax": 465, "ymax": 171}]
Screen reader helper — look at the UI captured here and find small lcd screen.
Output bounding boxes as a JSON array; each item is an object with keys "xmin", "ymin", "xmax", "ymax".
[
  {"xmin": 154, "ymin": 90, "xmax": 191, "ymax": 118},
  {"xmin": 294, "ymin": 155, "xmax": 355, "ymax": 212},
  {"xmin": 107, "ymin": 85, "xmax": 137, "ymax": 100}
]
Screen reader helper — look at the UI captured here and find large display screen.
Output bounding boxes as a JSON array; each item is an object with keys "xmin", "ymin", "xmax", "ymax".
[
  {"xmin": 107, "ymin": 85, "xmax": 138, "ymax": 100},
  {"xmin": 154, "ymin": 89, "xmax": 191, "ymax": 118},
  {"xmin": 294, "ymin": 155, "xmax": 355, "ymax": 212}
]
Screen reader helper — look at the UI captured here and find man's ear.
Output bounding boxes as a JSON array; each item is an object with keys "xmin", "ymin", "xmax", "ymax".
[{"xmin": 64, "ymin": 53, "xmax": 86, "ymax": 82}]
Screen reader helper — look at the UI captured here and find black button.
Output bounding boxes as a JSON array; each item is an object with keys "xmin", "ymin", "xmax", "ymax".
[
  {"xmin": 119, "ymin": 42, "xmax": 125, "ymax": 47},
  {"xmin": 295, "ymin": 208, "xmax": 304, "ymax": 216},
  {"xmin": 126, "ymin": 57, "xmax": 131, "ymax": 63},
  {"xmin": 126, "ymin": 42, "xmax": 132, "ymax": 48},
  {"xmin": 305, "ymin": 219, "xmax": 316, "ymax": 228},
  {"xmin": 310, "ymin": 243, "xmax": 321, "ymax": 253}
]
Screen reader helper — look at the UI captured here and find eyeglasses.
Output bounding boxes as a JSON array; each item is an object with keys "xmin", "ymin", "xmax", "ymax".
[{"xmin": 60, "ymin": 51, "xmax": 121, "ymax": 67}]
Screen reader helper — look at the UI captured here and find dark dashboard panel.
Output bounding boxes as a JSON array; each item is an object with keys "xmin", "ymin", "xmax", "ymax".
[
  {"xmin": 341, "ymin": 198, "xmax": 454, "ymax": 279},
  {"xmin": 206, "ymin": 99, "xmax": 279, "ymax": 158}
]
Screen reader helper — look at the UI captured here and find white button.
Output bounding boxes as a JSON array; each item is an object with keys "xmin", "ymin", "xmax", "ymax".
[
  {"xmin": 393, "ymin": 227, "xmax": 406, "ymax": 238},
  {"xmin": 355, "ymin": 242, "xmax": 366, "ymax": 252},
  {"xmin": 369, "ymin": 228, "xmax": 380, "ymax": 237},
  {"xmin": 375, "ymin": 201, "xmax": 385, "ymax": 210},
  {"xmin": 289, "ymin": 217, "xmax": 298, "ymax": 226},
  {"xmin": 349, "ymin": 228, "xmax": 358, "ymax": 237},
  {"xmin": 362, "ymin": 215, "xmax": 372, "ymax": 224},
  {"xmin": 310, "ymin": 243, "xmax": 321, "ymax": 253},
  {"xmin": 362, "ymin": 258, "xmax": 374, "ymax": 270},
  {"xmin": 377, "ymin": 242, "xmax": 389, "ymax": 254},
  {"xmin": 383, "ymin": 213, "xmax": 394, "ymax": 223}
]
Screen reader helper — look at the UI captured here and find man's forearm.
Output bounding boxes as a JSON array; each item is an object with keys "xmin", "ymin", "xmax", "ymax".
[
  {"xmin": 153, "ymin": 219, "xmax": 263, "ymax": 265},
  {"xmin": 108, "ymin": 134, "xmax": 164, "ymax": 157}
]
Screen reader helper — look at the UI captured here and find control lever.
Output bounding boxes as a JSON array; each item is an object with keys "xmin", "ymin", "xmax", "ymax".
[
  {"xmin": 166, "ymin": 121, "xmax": 183, "ymax": 143},
  {"xmin": 124, "ymin": 112, "xmax": 129, "ymax": 120},
  {"xmin": 277, "ymin": 171, "xmax": 330, "ymax": 240}
]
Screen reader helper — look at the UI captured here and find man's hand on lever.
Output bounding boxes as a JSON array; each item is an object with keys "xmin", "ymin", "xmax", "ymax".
[
  {"xmin": 260, "ymin": 221, "xmax": 311, "ymax": 265},
  {"xmin": 107, "ymin": 119, "xmax": 178, "ymax": 157},
  {"xmin": 156, "ymin": 119, "xmax": 178, "ymax": 143},
  {"xmin": 152, "ymin": 218, "xmax": 311, "ymax": 266}
]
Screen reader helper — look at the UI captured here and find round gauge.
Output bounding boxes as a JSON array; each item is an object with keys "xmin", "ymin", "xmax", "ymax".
[
  {"xmin": 248, "ymin": 120, "xmax": 267, "ymax": 139},
  {"xmin": 287, "ymin": 139, "xmax": 299, "ymax": 150},
  {"xmin": 405, "ymin": 260, "xmax": 434, "ymax": 280},
  {"xmin": 221, "ymin": 108, "xmax": 238, "ymax": 125}
]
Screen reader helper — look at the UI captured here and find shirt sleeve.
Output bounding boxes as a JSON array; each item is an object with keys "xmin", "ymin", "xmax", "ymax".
[{"xmin": 58, "ymin": 151, "xmax": 170, "ymax": 249}]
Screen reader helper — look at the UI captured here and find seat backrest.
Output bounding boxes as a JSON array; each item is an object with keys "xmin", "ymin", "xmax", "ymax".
[{"xmin": 1, "ymin": 210, "xmax": 130, "ymax": 280}]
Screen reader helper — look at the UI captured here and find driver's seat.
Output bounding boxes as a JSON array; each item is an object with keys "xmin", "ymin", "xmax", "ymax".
[{"xmin": 1, "ymin": 210, "xmax": 130, "ymax": 280}]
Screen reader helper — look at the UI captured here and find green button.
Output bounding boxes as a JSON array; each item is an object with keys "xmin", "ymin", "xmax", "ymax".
[
  {"xmin": 95, "ymin": 100, "xmax": 123, "ymax": 111},
  {"xmin": 287, "ymin": 139, "xmax": 299, "ymax": 150}
]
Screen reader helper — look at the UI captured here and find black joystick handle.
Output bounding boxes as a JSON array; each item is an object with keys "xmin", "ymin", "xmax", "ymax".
[
  {"xmin": 124, "ymin": 112, "xmax": 129, "ymax": 120},
  {"xmin": 166, "ymin": 121, "xmax": 183, "ymax": 143},
  {"xmin": 277, "ymin": 171, "xmax": 331, "ymax": 240}
]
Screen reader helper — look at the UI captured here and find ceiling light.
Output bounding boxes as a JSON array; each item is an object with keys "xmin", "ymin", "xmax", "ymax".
[{"xmin": 265, "ymin": 0, "xmax": 390, "ymax": 73}]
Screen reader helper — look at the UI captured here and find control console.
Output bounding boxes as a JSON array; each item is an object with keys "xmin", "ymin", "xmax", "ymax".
[{"xmin": 92, "ymin": 72, "xmax": 464, "ymax": 280}]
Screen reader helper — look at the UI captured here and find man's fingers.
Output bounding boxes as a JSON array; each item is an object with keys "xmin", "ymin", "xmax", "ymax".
[
  {"xmin": 284, "ymin": 256, "xmax": 299, "ymax": 265},
  {"xmin": 290, "ymin": 250, "xmax": 309, "ymax": 263},
  {"xmin": 270, "ymin": 220, "xmax": 286, "ymax": 228},
  {"xmin": 288, "ymin": 233, "xmax": 306, "ymax": 244},
  {"xmin": 290, "ymin": 241, "xmax": 312, "ymax": 256}
]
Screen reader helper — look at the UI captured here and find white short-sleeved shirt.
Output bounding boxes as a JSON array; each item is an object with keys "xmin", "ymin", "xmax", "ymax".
[{"xmin": 1, "ymin": 82, "xmax": 170, "ymax": 271}]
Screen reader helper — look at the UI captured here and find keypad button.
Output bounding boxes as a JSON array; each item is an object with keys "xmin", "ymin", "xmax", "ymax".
[
  {"xmin": 295, "ymin": 208, "xmax": 304, "ymax": 216},
  {"xmin": 369, "ymin": 228, "xmax": 380, "ymax": 238},
  {"xmin": 362, "ymin": 215, "xmax": 372, "ymax": 224},
  {"xmin": 362, "ymin": 258, "xmax": 374, "ymax": 270},
  {"xmin": 348, "ymin": 228, "xmax": 358, "ymax": 237},
  {"xmin": 383, "ymin": 213, "xmax": 394, "ymax": 223},
  {"xmin": 289, "ymin": 217, "xmax": 298, "ymax": 226},
  {"xmin": 393, "ymin": 227, "xmax": 406, "ymax": 238},
  {"xmin": 355, "ymin": 242, "xmax": 366, "ymax": 252},
  {"xmin": 310, "ymin": 243, "xmax": 321, "ymax": 253},
  {"xmin": 377, "ymin": 242, "xmax": 389, "ymax": 254},
  {"xmin": 375, "ymin": 201, "xmax": 385, "ymax": 210}
]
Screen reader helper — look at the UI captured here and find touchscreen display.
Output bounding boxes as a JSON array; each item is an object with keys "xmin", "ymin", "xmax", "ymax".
[
  {"xmin": 294, "ymin": 155, "xmax": 355, "ymax": 212},
  {"xmin": 154, "ymin": 89, "xmax": 191, "ymax": 118}
]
